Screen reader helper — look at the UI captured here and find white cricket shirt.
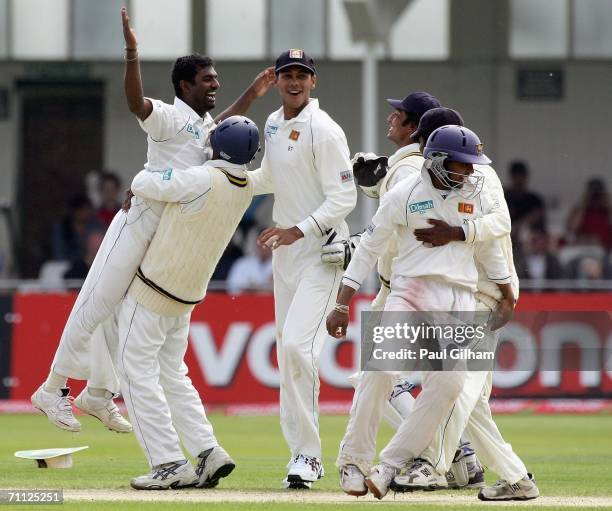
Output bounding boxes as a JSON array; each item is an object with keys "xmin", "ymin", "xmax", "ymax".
[
  {"xmin": 249, "ymin": 99, "xmax": 357, "ymax": 239},
  {"xmin": 343, "ymin": 167, "xmax": 511, "ymax": 293}
]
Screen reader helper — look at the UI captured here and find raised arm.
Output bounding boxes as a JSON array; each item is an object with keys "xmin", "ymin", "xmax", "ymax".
[
  {"xmin": 213, "ymin": 67, "xmax": 276, "ymax": 124},
  {"xmin": 121, "ymin": 6, "xmax": 152, "ymax": 121}
]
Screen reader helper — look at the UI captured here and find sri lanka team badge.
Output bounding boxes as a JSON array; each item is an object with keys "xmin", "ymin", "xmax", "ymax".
[
  {"xmin": 458, "ymin": 202, "xmax": 474, "ymax": 214},
  {"xmin": 289, "ymin": 130, "xmax": 300, "ymax": 141}
]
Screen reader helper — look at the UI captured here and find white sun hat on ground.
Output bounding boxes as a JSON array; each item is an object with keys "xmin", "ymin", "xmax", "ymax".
[{"xmin": 15, "ymin": 446, "xmax": 89, "ymax": 468}]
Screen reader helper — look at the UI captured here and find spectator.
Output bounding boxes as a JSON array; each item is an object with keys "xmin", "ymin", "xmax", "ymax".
[
  {"xmin": 51, "ymin": 194, "xmax": 101, "ymax": 262},
  {"xmin": 95, "ymin": 172, "xmax": 122, "ymax": 228},
  {"xmin": 504, "ymin": 160, "xmax": 546, "ymax": 237},
  {"xmin": 227, "ymin": 229, "xmax": 273, "ymax": 294},
  {"xmin": 566, "ymin": 178, "xmax": 612, "ymax": 249},
  {"xmin": 64, "ymin": 230, "xmax": 105, "ymax": 280},
  {"xmin": 515, "ymin": 227, "xmax": 565, "ymax": 280}
]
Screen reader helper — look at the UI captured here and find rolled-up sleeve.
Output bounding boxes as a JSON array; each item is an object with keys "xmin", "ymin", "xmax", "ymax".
[{"xmin": 297, "ymin": 134, "xmax": 357, "ymax": 237}]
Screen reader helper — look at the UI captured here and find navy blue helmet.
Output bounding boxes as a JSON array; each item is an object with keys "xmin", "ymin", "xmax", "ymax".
[{"xmin": 210, "ymin": 115, "xmax": 260, "ymax": 165}]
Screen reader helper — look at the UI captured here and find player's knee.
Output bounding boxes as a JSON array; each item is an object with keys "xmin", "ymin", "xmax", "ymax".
[
  {"xmin": 283, "ymin": 340, "xmax": 305, "ymax": 362},
  {"xmin": 442, "ymin": 373, "xmax": 467, "ymax": 401}
]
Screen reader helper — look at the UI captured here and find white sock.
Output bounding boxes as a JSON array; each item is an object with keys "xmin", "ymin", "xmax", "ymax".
[
  {"xmin": 43, "ymin": 371, "xmax": 68, "ymax": 393},
  {"xmin": 87, "ymin": 387, "xmax": 112, "ymax": 399}
]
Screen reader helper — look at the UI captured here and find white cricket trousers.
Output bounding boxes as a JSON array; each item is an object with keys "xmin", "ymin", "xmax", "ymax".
[
  {"xmin": 419, "ymin": 300, "xmax": 528, "ymax": 482},
  {"xmin": 51, "ymin": 197, "xmax": 161, "ymax": 392},
  {"xmin": 272, "ymin": 236, "xmax": 342, "ymax": 459},
  {"xmin": 116, "ymin": 294, "xmax": 218, "ymax": 468},
  {"xmin": 338, "ymin": 370, "xmax": 397, "ymax": 469},
  {"xmin": 378, "ymin": 276, "xmax": 473, "ymax": 468}
]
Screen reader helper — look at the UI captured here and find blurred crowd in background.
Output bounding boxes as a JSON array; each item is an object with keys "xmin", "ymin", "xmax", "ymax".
[
  {"xmin": 41, "ymin": 170, "xmax": 274, "ymax": 293},
  {"xmin": 35, "ymin": 158, "xmax": 611, "ymax": 292}
]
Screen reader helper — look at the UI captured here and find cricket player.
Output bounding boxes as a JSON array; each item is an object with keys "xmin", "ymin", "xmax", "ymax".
[
  {"xmin": 249, "ymin": 49, "xmax": 357, "ymax": 488},
  {"xmin": 31, "ymin": 6, "xmax": 274, "ymax": 434},
  {"xmin": 326, "ymin": 125, "xmax": 515, "ymax": 499},
  {"xmin": 119, "ymin": 115, "xmax": 259, "ymax": 490},
  {"xmin": 328, "ymin": 105, "xmax": 492, "ymax": 495},
  {"xmin": 386, "ymin": 120, "xmax": 539, "ymax": 501}
]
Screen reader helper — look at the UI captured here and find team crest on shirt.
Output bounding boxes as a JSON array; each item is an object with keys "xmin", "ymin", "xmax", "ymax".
[
  {"xmin": 162, "ymin": 168, "xmax": 173, "ymax": 180},
  {"xmin": 409, "ymin": 200, "xmax": 434, "ymax": 214},
  {"xmin": 458, "ymin": 202, "xmax": 474, "ymax": 214},
  {"xmin": 289, "ymin": 130, "xmax": 300, "ymax": 141},
  {"xmin": 186, "ymin": 123, "xmax": 200, "ymax": 139}
]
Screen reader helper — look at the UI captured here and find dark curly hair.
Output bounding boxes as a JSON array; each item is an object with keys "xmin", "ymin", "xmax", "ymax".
[{"xmin": 171, "ymin": 54, "xmax": 215, "ymax": 98}]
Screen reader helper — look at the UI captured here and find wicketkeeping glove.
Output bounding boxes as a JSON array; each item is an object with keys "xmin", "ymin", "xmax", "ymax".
[
  {"xmin": 321, "ymin": 232, "xmax": 362, "ymax": 270},
  {"xmin": 351, "ymin": 152, "xmax": 389, "ymax": 199}
]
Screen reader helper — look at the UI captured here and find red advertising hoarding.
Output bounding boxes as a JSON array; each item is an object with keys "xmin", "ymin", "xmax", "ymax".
[{"xmin": 6, "ymin": 292, "xmax": 612, "ymax": 404}]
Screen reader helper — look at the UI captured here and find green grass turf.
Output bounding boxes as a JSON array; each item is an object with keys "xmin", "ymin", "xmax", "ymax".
[
  {"xmin": 5, "ymin": 506, "xmax": 612, "ymax": 511},
  {"xmin": 1, "ymin": 413, "xmax": 611, "ymax": 509}
]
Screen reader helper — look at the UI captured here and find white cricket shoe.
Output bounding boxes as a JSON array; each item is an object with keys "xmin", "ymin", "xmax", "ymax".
[
  {"xmin": 31, "ymin": 385, "xmax": 80, "ymax": 432},
  {"xmin": 365, "ymin": 463, "xmax": 398, "ymax": 499},
  {"xmin": 340, "ymin": 464, "xmax": 368, "ymax": 496},
  {"xmin": 131, "ymin": 460, "xmax": 198, "ymax": 490},
  {"xmin": 391, "ymin": 458, "xmax": 448, "ymax": 492},
  {"xmin": 285, "ymin": 454, "xmax": 323, "ymax": 489},
  {"xmin": 478, "ymin": 473, "xmax": 539, "ymax": 501},
  {"xmin": 195, "ymin": 446, "xmax": 236, "ymax": 488},
  {"xmin": 74, "ymin": 389, "xmax": 132, "ymax": 433}
]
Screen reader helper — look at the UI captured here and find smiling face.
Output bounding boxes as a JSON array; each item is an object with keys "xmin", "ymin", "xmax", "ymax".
[
  {"xmin": 276, "ymin": 66, "xmax": 317, "ymax": 119},
  {"xmin": 181, "ymin": 65, "xmax": 220, "ymax": 116},
  {"xmin": 386, "ymin": 109, "xmax": 417, "ymax": 147}
]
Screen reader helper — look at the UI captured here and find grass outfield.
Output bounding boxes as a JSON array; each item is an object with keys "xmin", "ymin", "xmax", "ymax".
[{"xmin": 1, "ymin": 413, "xmax": 611, "ymax": 510}]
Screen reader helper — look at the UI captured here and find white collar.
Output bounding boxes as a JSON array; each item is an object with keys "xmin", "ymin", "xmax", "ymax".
[
  {"xmin": 207, "ymin": 159, "xmax": 248, "ymax": 177},
  {"xmin": 270, "ymin": 98, "xmax": 319, "ymax": 125},
  {"xmin": 173, "ymin": 97, "xmax": 214, "ymax": 126},
  {"xmin": 388, "ymin": 143, "xmax": 421, "ymax": 167}
]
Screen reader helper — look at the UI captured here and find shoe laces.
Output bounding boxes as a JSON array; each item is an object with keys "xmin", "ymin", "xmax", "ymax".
[
  {"xmin": 105, "ymin": 401, "xmax": 124, "ymax": 421},
  {"xmin": 57, "ymin": 395, "xmax": 75, "ymax": 415},
  {"xmin": 407, "ymin": 458, "xmax": 427, "ymax": 472}
]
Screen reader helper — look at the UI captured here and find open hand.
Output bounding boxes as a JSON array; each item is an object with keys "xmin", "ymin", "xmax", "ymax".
[
  {"xmin": 414, "ymin": 219, "xmax": 465, "ymax": 246},
  {"xmin": 250, "ymin": 67, "xmax": 276, "ymax": 99},
  {"xmin": 121, "ymin": 7, "xmax": 138, "ymax": 49}
]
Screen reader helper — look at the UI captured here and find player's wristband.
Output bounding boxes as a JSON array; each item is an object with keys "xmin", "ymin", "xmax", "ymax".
[{"xmin": 334, "ymin": 303, "xmax": 349, "ymax": 315}]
